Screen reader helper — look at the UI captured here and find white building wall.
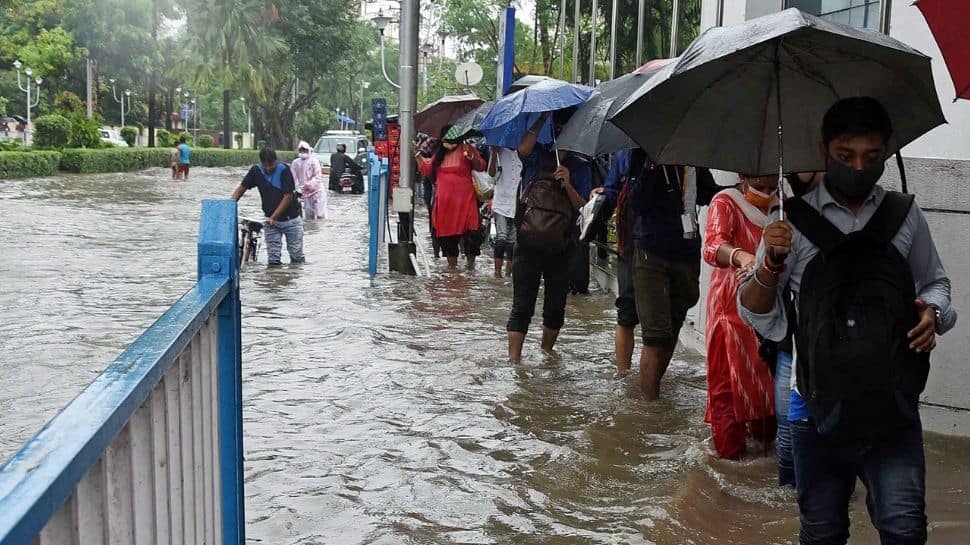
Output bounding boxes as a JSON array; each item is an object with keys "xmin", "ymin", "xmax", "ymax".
[{"xmin": 690, "ymin": 0, "xmax": 970, "ymax": 436}]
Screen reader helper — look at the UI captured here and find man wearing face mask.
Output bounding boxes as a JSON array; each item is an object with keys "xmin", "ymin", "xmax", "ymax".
[
  {"xmin": 232, "ymin": 147, "xmax": 305, "ymax": 265},
  {"xmin": 740, "ymin": 97, "xmax": 956, "ymax": 544}
]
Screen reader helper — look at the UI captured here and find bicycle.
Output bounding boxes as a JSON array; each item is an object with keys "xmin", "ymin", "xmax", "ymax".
[{"xmin": 239, "ymin": 217, "xmax": 264, "ymax": 267}]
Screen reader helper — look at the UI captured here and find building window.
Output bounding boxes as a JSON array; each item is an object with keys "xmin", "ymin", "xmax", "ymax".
[{"xmin": 789, "ymin": 0, "xmax": 882, "ymax": 30}]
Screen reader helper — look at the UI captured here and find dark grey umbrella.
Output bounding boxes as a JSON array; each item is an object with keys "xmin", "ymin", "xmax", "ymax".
[
  {"xmin": 443, "ymin": 101, "xmax": 494, "ymax": 142},
  {"xmin": 611, "ymin": 8, "xmax": 945, "ymax": 178},
  {"xmin": 556, "ymin": 59, "xmax": 675, "ymax": 157},
  {"xmin": 507, "ymin": 75, "xmax": 551, "ymax": 94}
]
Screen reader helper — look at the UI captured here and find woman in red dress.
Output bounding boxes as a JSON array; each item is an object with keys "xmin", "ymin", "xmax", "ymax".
[
  {"xmin": 417, "ymin": 129, "xmax": 485, "ymax": 270},
  {"xmin": 702, "ymin": 174, "xmax": 778, "ymax": 459}
]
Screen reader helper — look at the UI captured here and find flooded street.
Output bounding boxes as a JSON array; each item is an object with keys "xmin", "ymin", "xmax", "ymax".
[{"xmin": 1, "ymin": 168, "xmax": 968, "ymax": 544}]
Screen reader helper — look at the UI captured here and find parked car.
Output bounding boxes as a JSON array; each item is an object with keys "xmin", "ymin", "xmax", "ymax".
[
  {"xmin": 313, "ymin": 131, "xmax": 369, "ymax": 177},
  {"xmin": 100, "ymin": 129, "xmax": 129, "ymax": 147}
]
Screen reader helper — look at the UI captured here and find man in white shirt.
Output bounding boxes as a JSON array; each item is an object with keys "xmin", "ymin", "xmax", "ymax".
[{"xmin": 488, "ymin": 146, "xmax": 522, "ymax": 278}]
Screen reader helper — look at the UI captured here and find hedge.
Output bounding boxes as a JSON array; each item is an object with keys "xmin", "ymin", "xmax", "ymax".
[
  {"xmin": 0, "ymin": 151, "xmax": 62, "ymax": 179},
  {"xmin": 59, "ymin": 147, "xmax": 297, "ymax": 173}
]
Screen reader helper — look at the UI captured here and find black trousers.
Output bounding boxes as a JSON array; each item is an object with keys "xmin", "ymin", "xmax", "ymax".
[
  {"xmin": 568, "ymin": 237, "xmax": 591, "ymax": 294},
  {"xmin": 507, "ymin": 245, "xmax": 570, "ymax": 333}
]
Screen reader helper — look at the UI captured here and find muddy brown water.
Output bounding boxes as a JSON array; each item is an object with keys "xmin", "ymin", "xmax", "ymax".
[{"xmin": 0, "ymin": 168, "xmax": 967, "ymax": 544}]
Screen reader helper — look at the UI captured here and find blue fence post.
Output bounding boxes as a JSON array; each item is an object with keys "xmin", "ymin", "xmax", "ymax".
[
  {"xmin": 368, "ymin": 152, "xmax": 380, "ymax": 280},
  {"xmin": 198, "ymin": 199, "xmax": 244, "ymax": 545}
]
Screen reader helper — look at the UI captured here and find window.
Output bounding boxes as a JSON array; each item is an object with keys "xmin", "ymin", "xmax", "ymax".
[{"xmin": 789, "ymin": 0, "xmax": 882, "ymax": 31}]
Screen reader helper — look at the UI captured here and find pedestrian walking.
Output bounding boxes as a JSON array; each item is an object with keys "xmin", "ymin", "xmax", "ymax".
[
  {"xmin": 740, "ymin": 97, "xmax": 957, "ymax": 545},
  {"xmin": 630, "ymin": 163, "xmax": 718, "ymax": 400},
  {"xmin": 488, "ymin": 145, "xmax": 522, "ymax": 278},
  {"xmin": 177, "ymin": 135, "xmax": 191, "ymax": 180},
  {"xmin": 702, "ymin": 174, "xmax": 778, "ymax": 460},
  {"xmin": 292, "ymin": 140, "xmax": 326, "ymax": 220},
  {"xmin": 231, "ymin": 147, "xmax": 305, "ymax": 265},
  {"xmin": 416, "ymin": 125, "xmax": 486, "ymax": 270},
  {"xmin": 169, "ymin": 143, "xmax": 181, "ymax": 180}
]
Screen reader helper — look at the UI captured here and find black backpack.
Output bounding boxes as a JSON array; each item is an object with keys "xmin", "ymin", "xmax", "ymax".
[{"xmin": 786, "ymin": 192, "xmax": 929, "ymax": 442}]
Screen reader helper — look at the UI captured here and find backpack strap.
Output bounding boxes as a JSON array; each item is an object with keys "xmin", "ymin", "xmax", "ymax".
[
  {"xmin": 785, "ymin": 197, "xmax": 844, "ymax": 254},
  {"xmin": 863, "ymin": 191, "xmax": 915, "ymax": 246}
]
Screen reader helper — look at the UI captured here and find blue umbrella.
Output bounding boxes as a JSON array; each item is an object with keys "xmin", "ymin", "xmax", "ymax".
[
  {"xmin": 336, "ymin": 114, "xmax": 356, "ymax": 125},
  {"xmin": 480, "ymin": 78, "xmax": 593, "ymax": 149}
]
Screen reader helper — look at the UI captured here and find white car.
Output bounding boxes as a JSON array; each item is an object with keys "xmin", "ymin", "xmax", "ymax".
[{"xmin": 100, "ymin": 129, "xmax": 129, "ymax": 147}]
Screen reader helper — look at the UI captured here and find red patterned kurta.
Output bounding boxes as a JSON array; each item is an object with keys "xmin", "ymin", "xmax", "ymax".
[
  {"xmin": 420, "ymin": 147, "xmax": 483, "ymax": 237},
  {"xmin": 703, "ymin": 190, "xmax": 775, "ymax": 458}
]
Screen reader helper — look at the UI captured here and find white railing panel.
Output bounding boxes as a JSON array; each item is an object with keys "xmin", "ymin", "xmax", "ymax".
[
  {"xmin": 209, "ymin": 318, "xmax": 224, "ymax": 545},
  {"xmin": 104, "ymin": 424, "xmax": 135, "ymax": 544},
  {"xmin": 75, "ymin": 459, "xmax": 106, "ymax": 545},
  {"xmin": 164, "ymin": 362, "xmax": 184, "ymax": 544},
  {"xmin": 130, "ymin": 398, "xmax": 156, "ymax": 545},
  {"xmin": 150, "ymin": 382, "xmax": 171, "ymax": 545},
  {"xmin": 177, "ymin": 354, "xmax": 197, "ymax": 545},
  {"xmin": 36, "ymin": 499, "xmax": 70, "ymax": 545},
  {"xmin": 201, "ymin": 320, "xmax": 217, "ymax": 545},
  {"xmin": 192, "ymin": 335, "xmax": 207, "ymax": 543}
]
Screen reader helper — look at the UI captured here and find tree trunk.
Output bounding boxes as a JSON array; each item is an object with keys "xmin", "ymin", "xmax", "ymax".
[
  {"xmin": 148, "ymin": 0, "xmax": 158, "ymax": 147},
  {"xmin": 222, "ymin": 90, "xmax": 232, "ymax": 149},
  {"xmin": 165, "ymin": 89, "xmax": 174, "ymax": 131}
]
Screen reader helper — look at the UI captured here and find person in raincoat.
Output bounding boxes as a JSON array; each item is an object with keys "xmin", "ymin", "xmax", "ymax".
[
  {"xmin": 292, "ymin": 140, "xmax": 326, "ymax": 220},
  {"xmin": 702, "ymin": 174, "xmax": 778, "ymax": 459}
]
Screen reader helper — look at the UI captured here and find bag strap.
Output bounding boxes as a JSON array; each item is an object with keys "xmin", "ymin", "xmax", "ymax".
[
  {"xmin": 785, "ymin": 197, "xmax": 844, "ymax": 254},
  {"xmin": 863, "ymin": 191, "xmax": 914, "ymax": 246}
]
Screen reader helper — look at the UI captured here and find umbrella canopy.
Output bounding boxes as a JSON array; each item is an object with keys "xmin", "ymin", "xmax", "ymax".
[
  {"xmin": 336, "ymin": 114, "xmax": 356, "ymax": 125},
  {"xmin": 916, "ymin": 0, "xmax": 970, "ymax": 100},
  {"xmin": 611, "ymin": 8, "xmax": 945, "ymax": 176},
  {"xmin": 443, "ymin": 101, "xmax": 494, "ymax": 142},
  {"xmin": 507, "ymin": 75, "xmax": 552, "ymax": 94},
  {"xmin": 480, "ymin": 78, "xmax": 593, "ymax": 149},
  {"xmin": 556, "ymin": 58, "xmax": 675, "ymax": 157},
  {"xmin": 414, "ymin": 95, "xmax": 485, "ymax": 138}
]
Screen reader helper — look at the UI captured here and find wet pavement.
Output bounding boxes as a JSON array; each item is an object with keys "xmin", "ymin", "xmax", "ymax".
[{"xmin": 0, "ymin": 168, "xmax": 968, "ymax": 544}]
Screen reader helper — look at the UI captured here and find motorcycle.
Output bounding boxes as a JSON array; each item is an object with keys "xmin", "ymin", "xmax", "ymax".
[
  {"xmin": 338, "ymin": 165, "xmax": 365, "ymax": 194},
  {"xmin": 238, "ymin": 217, "xmax": 263, "ymax": 267}
]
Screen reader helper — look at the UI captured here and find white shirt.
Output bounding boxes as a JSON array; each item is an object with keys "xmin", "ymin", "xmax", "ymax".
[{"xmin": 491, "ymin": 148, "xmax": 522, "ymax": 218}]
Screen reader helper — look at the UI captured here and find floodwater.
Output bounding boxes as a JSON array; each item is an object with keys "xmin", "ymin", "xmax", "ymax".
[{"xmin": 0, "ymin": 168, "xmax": 968, "ymax": 544}]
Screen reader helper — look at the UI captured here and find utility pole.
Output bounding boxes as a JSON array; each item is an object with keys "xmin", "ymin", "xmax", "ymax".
[
  {"xmin": 397, "ymin": 0, "xmax": 419, "ymax": 242},
  {"xmin": 609, "ymin": 0, "xmax": 618, "ymax": 79},
  {"xmin": 669, "ymin": 0, "xmax": 681, "ymax": 58},
  {"xmin": 636, "ymin": 0, "xmax": 645, "ymax": 65},
  {"xmin": 558, "ymin": 0, "xmax": 567, "ymax": 80},
  {"xmin": 589, "ymin": 0, "xmax": 598, "ymax": 84},
  {"xmin": 86, "ymin": 59, "xmax": 94, "ymax": 118}
]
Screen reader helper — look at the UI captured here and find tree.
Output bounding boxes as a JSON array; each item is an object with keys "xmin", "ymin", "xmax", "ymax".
[{"xmin": 181, "ymin": 0, "xmax": 284, "ymax": 149}]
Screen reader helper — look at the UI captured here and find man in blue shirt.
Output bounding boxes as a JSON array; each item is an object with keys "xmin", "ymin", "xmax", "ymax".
[{"xmin": 177, "ymin": 135, "xmax": 191, "ymax": 180}]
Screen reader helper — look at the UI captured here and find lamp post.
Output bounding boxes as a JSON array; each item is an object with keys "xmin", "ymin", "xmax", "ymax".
[
  {"xmin": 239, "ymin": 97, "xmax": 251, "ymax": 149},
  {"xmin": 372, "ymin": 9, "xmax": 400, "ymax": 90},
  {"xmin": 420, "ymin": 42, "xmax": 435, "ymax": 98},
  {"xmin": 13, "ymin": 60, "xmax": 42, "ymax": 146},
  {"xmin": 109, "ymin": 79, "xmax": 131, "ymax": 128}
]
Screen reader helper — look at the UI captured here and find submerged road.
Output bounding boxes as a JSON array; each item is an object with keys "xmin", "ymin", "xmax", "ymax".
[{"xmin": 0, "ymin": 168, "xmax": 967, "ymax": 544}]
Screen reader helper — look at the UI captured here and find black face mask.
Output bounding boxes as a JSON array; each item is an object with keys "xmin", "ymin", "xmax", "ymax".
[{"xmin": 825, "ymin": 157, "xmax": 884, "ymax": 199}]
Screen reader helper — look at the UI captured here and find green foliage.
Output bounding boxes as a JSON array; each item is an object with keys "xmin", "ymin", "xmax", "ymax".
[
  {"xmin": 179, "ymin": 132, "xmax": 193, "ymax": 144},
  {"xmin": 68, "ymin": 114, "xmax": 101, "ymax": 148},
  {"xmin": 0, "ymin": 139, "xmax": 24, "ymax": 152},
  {"xmin": 256, "ymin": 140, "xmax": 266, "ymax": 150},
  {"xmin": 156, "ymin": 129, "xmax": 175, "ymax": 148},
  {"xmin": 33, "ymin": 114, "xmax": 72, "ymax": 149},
  {"xmin": 55, "ymin": 92, "xmax": 84, "ymax": 115},
  {"xmin": 0, "ymin": 151, "xmax": 61, "ymax": 179},
  {"xmin": 59, "ymin": 147, "xmax": 296, "ymax": 173},
  {"xmin": 198, "ymin": 134, "xmax": 214, "ymax": 148},
  {"xmin": 0, "ymin": 96, "xmax": 8, "ymax": 116},
  {"xmin": 120, "ymin": 126, "xmax": 138, "ymax": 147},
  {"xmin": 293, "ymin": 105, "xmax": 334, "ymax": 145}
]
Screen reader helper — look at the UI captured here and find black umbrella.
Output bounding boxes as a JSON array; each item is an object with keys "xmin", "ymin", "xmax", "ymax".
[
  {"xmin": 556, "ymin": 59, "xmax": 676, "ymax": 157},
  {"xmin": 611, "ymin": 8, "xmax": 945, "ymax": 185},
  {"xmin": 442, "ymin": 101, "xmax": 494, "ymax": 142}
]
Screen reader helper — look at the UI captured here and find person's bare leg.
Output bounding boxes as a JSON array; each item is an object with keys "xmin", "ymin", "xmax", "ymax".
[
  {"xmin": 446, "ymin": 256, "xmax": 458, "ymax": 269},
  {"xmin": 506, "ymin": 260, "xmax": 513, "ymax": 277},
  {"xmin": 639, "ymin": 345, "xmax": 675, "ymax": 400},
  {"xmin": 467, "ymin": 255, "xmax": 476, "ymax": 270},
  {"xmin": 541, "ymin": 327, "xmax": 560, "ymax": 352},
  {"xmin": 494, "ymin": 258, "xmax": 504, "ymax": 278},
  {"xmin": 615, "ymin": 325, "xmax": 635, "ymax": 375},
  {"xmin": 508, "ymin": 331, "xmax": 526, "ymax": 363}
]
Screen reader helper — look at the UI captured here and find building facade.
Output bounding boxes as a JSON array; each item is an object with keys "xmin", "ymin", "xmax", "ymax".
[{"xmin": 683, "ymin": 0, "xmax": 970, "ymax": 435}]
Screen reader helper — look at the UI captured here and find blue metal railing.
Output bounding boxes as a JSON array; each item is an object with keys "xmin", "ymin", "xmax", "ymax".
[
  {"xmin": 0, "ymin": 200, "xmax": 245, "ymax": 545},
  {"xmin": 368, "ymin": 153, "xmax": 390, "ymax": 280}
]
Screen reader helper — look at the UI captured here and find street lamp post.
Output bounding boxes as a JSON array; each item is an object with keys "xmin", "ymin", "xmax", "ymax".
[
  {"xmin": 13, "ymin": 60, "xmax": 42, "ymax": 146},
  {"xmin": 109, "ymin": 79, "xmax": 131, "ymax": 128},
  {"xmin": 420, "ymin": 43, "xmax": 435, "ymax": 98},
  {"xmin": 239, "ymin": 97, "xmax": 251, "ymax": 149},
  {"xmin": 360, "ymin": 81, "xmax": 370, "ymax": 124},
  {"xmin": 372, "ymin": 10, "xmax": 400, "ymax": 90}
]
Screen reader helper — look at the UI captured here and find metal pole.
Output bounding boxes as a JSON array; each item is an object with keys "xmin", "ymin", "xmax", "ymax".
[
  {"xmin": 26, "ymin": 82, "xmax": 31, "ymax": 146},
  {"xmin": 86, "ymin": 59, "xmax": 93, "ymax": 118},
  {"xmin": 558, "ymin": 0, "xmax": 566, "ymax": 79},
  {"xmin": 635, "ymin": 0, "xmax": 645, "ymax": 65},
  {"xmin": 669, "ymin": 0, "xmax": 681, "ymax": 58},
  {"xmin": 572, "ymin": 0, "xmax": 581, "ymax": 83},
  {"xmin": 716, "ymin": 0, "xmax": 724, "ymax": 26},
  {"xmin": 609, "ymin": 0, "xmax": 618, "ymax": 79},
  {"xmin": 399, "ymin": 0, "xmax": 418, "ymax": 197},
  {"xmin": 878, "ymin": 0, "xmax": 892, "ymax": 34},
  {"xmin": 589, "ymin": 0, "xmax": 598, "ymax": 84}
]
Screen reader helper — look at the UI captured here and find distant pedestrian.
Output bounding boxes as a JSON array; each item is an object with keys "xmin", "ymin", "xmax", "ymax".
[
  {"xmin": 169, "ymin": 143, "xmax": 181, "ymax": 180},
  {"xmin": 231, "ymin": 147, "xmax": 305, "ymax": 265},
  {"xmin": 177, "ymin": 136, "xmax": 191, "ymax": 180},
  {"xmin": 292, "ymin": 140, "xmax": 326, "ymax": 220}
]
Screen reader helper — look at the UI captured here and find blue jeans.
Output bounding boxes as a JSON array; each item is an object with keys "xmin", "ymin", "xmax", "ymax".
[
  {"xmin": 264, "ymin": 217, "xmax": 305, "ymax": 264},
  {"xmin": 775, "ymin": 351, "xmax": 795, "ymax": 487},
  {"xmin": 493, "ymin": 213, "xmax": 516, "ymax": 260},
  {"xmin": 791, "ymin": 419, "xmax": 926, "ymax": 545}
]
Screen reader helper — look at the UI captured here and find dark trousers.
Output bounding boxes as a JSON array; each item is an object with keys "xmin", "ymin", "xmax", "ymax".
[
  {"xmin": 568, "ymin": 237, "xmax": 590, "ymax": 294},
  {"xmin": 792, "ymin": 419, "xmax": 927, "ymax": 545},
  {"xmin": 507, "ymin": 246, "xmax": 569, "ymax": 333}
]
